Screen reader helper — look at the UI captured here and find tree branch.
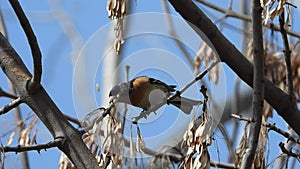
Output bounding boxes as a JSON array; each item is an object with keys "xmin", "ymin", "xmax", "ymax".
[
  {"xmin": 122, "ymin": 134, "xmax": 237, "ymax": 169},
  {"xmin": 231, "ymin": 114, "xmax": 300, "ymax": 144},
  {"xmin": 267, "ymin": 124, "xmax": 300, "ymax": 144},
  {"xmin": 240, "ymin": 1, "xmax": 265, "ymax": 168},
  {"xmin": 0, "ymin": 87, "xmax": 17, "ymax": 99},
  {"xmin": 8, "ymin": 0, "xmax": 42, "ymax": 87},
  {"xmin": 8, "ymin": 82, "xmax": 30, "ymax": 169},
  {"xmin": 0, "ymin": 32, "xmax": 100, "ymax": 168},
  {"xmin": 0, "ymin": 97, "xmax": 22, "ymax": 115},
  {"xmin": 161, "ymin": 0, "xmax": 194, "ymax": 66},
  {"xmin": 210, "ymin": 160, "xmax": 237, "ymax": 169},
  {"xmin": 2, "ymin": 138, "xmax": 64, "ymax": 153},
  {"xmin": 195, "ymin": 0, "xmax": 300, "ymax": 39},
  {"xmin": 63, "ymin": 113, "xmax": 81, "ymax": 127},
  {"xmin": 279, "ymin": 142, "xmax": 300, "ymax": 159},
  {"xmin": 279, "ymin": 11, "xmax": 294, "ymax": 97},
  {"xmin": 167, "ymin": 0, "xmax": 300, "ymax": 136}
]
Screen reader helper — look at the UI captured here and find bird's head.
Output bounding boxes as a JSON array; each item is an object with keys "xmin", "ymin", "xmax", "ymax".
[{"xmin": 109, "ymin": 82, "xmax": 132, "ymax": 104}]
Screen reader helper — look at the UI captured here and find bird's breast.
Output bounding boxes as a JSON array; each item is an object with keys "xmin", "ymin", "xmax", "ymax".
[{"xmin": 129, "ymin": 82, "xmax": 168, "ymax": 110}]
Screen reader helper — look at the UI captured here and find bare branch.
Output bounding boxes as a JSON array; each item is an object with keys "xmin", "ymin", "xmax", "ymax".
[
  {"xmin": 175, "ymin": 61, "xmax": 220, "ymax": 96},
  {"xmin": 8, "ymin": 0, "xmax": 42, "ymax": 87},
  {"xmin": 0, "ymin": 97, "xmax": 22, "ymax": 115},
  {"xmin": 81, "ymin": 106, "xmax": 114, "ymax": 132},
  {"xmin": 196, "ymin": 0, "xmax": 251, "ymax": 21},
  {"xmin": 123, "ymin": 134, "xmax": 237, "ymax": 169},
  {"xmin": 8, "ymin": 82, "xmax": 30, "ymax": 169},
  {"xmin": 279, "ymin": 11, "xmax": 294, "ymax": 97},
  {"xmin": 231, "ymin": 114, "xmax": 300, "ymax": 144},
  {"xmin": 63, "ymin": 114, "xmax": 81, "ymax": 127},
  {"xmin": 121, "ymin": 65, "xmax": 130, "ymax": 134},
  {"xmin": 2, "ymin": 138, "xmax": 64, "ymax": 153},
  {"xmin": 2, "ymin": 1, "xmax": 31, "ymax": 162},
  {"xmin": 210, "ymin": 160, "xmax": 237, "ymax": 169},
  {"xmin": 279, "ymin": 142, "xmax": 300, "ymax": 159},
  {"xmin": 231, "ymin": 114, "xmax": 253, "ymax": 123},
  {"xmin": 0, "ymin": 87, "xmax": 17, "ymax": 99},
  {"xmin": 195, "ymin": 0, "xmax": 300, "ymax": 39},
  {"xmin": 167, "ymin": 0, "xmax": 300, "ymax": 136},
  {"xmin": 240, "ymin": 0, "xmax": 265, "ymax": 162},
  {"xmin": 161, "ymin": 0, "xmax": 194, "ymax": 66},
  {"xmin": 267, "ymin": 124, "xmax": 300, "ymax": 144},
  {"xmin": 0, "ymin": 32, "xmax": 100, "ymax": 168}
]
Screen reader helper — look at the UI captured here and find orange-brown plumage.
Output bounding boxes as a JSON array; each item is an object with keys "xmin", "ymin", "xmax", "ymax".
[{"xmin": 109, "ymin": 76, "xmax": 201, "ymax": 114}]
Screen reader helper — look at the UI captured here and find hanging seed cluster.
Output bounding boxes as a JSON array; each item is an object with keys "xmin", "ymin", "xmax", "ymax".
[{"xmin": 107, "ymin": 0, "xmax": 127, "ymax": 54}]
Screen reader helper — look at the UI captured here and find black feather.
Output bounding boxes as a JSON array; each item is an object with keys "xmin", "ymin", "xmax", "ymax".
[{"xmin": 148, "ymin": 77, "xmax": 176, "ymax": 92}]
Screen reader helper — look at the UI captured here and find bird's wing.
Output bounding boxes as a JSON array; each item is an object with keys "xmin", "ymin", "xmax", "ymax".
[{"xmin": 148, "ymin": 77, "xmax": 176, "ymax": 92}]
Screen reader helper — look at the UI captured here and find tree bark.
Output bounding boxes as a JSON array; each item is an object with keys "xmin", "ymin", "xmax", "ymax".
[
  {"xmin": 0, "ymin": 33, "xmax": 100, "ymax": 169},
  {"xmin": 167, "ymin": 0, "xmax": 300, "ymax": 136},
  {"xmin": 240, "ymin": 0, "xmax": 264, "ymax": 168}
]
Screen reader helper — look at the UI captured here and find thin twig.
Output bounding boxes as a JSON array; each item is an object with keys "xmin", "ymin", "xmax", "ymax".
[
  {"xmin": 121, "ymin": 65, "xmax": 130, "ymax": 134},
  {"xmin": 194, "ymin": 0, "xmax": 300, "ymax": 39},
  {"xmin": 279, "ymin": 12, "xmax": 294, "ymax": 97},
  {"xmin": 122, "ymin": 134, "xmax": 237, "ymax": 168},
  {"xmin": 82, "ymin": 106, "xmax": 114, "ymax": 131},
  {"xmin": 0, "ymin": 87, "xmax": 17, "ymax": 99},
  {"xmin": 8, "ymin": 82, "xmax": 30, "ymax": 169},
  {"xmin": 171, "ymin": 61, "xmax": 219, "ymax": 98},
  {"xmin": 8, "ymin": 0, "xmax": 42, "ymax": 86},
  {"xmin": 1, "ymin": 138, "xmax": 64, "ymax": 153},
  {"xmin": 229, "ymin": 78, "xmax": 241, "ymax": 162},
  {"xmin": 0, "ymin": 97, "xmax": 22, "ymax": 115},
  {"xmin": 63, "ymin": 114, "xmax": 81, "ymax": 127},
  {"xmin": 279, "ymin": 142, "xmax": 300, "ymax": 159},
  {"xmin": 267, "ymin": 124, "xmax": 300, "ymax": 144},
  {"xmin": 228, "ymin": 0, "xmax": 233, "ymax": 10},
  {"xmin": 196, "ymin": 0, "xmax": 251, "ymax": 21},
  {"xmin": 161, "ymin": 0, "xmax": 194, "ymax": 66},
  {"xmin": 230, "ymin": 114, "xmax": 253, "ymax": 123},
  {"xmin": 218, "ymin": 123, "xmax": 235, "ymax": 162},
  {"xmin": 210, "ymin": 160, "xmax": 237, "ymax": 169},
  {"xmin": 231, "ymin": 114, "xmax": 300, "ymax": 144}
]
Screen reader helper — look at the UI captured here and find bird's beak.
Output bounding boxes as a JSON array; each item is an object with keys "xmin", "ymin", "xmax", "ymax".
[{"xmin": 109, "ymin": 95, "xmax": 118, "ymax": 104}]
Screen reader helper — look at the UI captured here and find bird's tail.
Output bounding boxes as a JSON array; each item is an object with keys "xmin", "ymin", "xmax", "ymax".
[{"xmin": 169, "ymin": 96, "xmax": 202, "ymax": 114}]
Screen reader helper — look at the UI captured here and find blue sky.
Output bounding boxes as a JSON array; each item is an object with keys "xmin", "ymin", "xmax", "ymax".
[{"xmin": 0, "ymin": 0, "xmax": 300, "ymax": 168}]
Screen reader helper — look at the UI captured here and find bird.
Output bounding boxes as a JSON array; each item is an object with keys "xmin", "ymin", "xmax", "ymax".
[{"xmin": 109, "ymin": 76, "xmax": 202, "ymax": 114}]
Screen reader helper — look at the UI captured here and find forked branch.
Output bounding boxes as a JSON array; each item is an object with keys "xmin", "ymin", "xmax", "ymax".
[{"xmin": 8, "ymin": 0, "xmax": 42, "ymax": 87}]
